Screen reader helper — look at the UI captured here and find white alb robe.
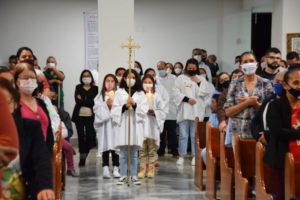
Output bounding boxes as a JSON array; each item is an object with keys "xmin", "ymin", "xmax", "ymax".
[
  {"xmin": 93, "ymin": 93, "xmax": 117, "ymax": 156},
  {"xmin": 173, "ymin": 74, "xmax": 214, "ymax": 123},
  {"xmin": 143, "ymin": 93, "xmax": 167, "ymax": 146},
  {"xmin": 157, "ymin": 74, "xmax": 177, "ymax": 120},
  {"xmin": 111, "ymin": 88, "xmax": 148, "ymax": 148}
]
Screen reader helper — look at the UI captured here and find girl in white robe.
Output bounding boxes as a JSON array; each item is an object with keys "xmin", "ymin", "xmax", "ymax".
[
  {"xmin": 138, "ymin": 75, "xmax": 167, "ymax": 179},
  {"xmin": 173, "ymin": 58, "xmax": 214, "ymax": 166},
  {"xmin": 93, "ymin": 74, "xmax": 120, "ymax": 179},
  {"xmin": 111, "ymin": 69, "xmax": 148, "ymax": 185}
]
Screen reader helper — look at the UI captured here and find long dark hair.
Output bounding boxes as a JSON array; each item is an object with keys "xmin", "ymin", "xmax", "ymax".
[
  {"xmin": 184, "ymin": 58, "xmax": 200, "ymax": 75},
  {"xmin": 134, "ymin": 61, "xmax": 143, "ymax": 76},
  {"xmin": 16, "ymin": 47, "xmax": 34, "ymax": 59},
  {"xmin": 79, "ymin": 69, "xmax": 95, "ymax": 85},
  {"xmin": 119, "ymin": 69, "xmax": 142, "ymax": 92},
  {"xmin": 216, "ymin": 72, "xmax": 230, "ymax": 91},
  {"xmin": 142, "ymin": 75, "xmax": 156, "ymax": 94},
  {"xmin": 101, "ymin": 74, "xmax": 118, "ymax": 101}
]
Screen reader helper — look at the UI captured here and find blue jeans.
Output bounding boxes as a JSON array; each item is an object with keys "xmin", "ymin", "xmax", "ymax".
[
  {"xmin": 119, "ymin": 145, "xmax": 138, "ymax": 177},
  {"xmin": 178, "ymin": 120, "xmax": 195, "ymax": 156}
]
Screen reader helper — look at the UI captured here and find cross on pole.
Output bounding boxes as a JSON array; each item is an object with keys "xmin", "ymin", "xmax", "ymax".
[{"xmin": 120, "ymin": 36, "xmax": 140, "ymax": 186}]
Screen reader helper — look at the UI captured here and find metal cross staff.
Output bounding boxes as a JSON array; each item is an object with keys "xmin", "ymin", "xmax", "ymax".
[{"xmin": 121, "ymin": 36, "xmax": 140, "ymax": 186}]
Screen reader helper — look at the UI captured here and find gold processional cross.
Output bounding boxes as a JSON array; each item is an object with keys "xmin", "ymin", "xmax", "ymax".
[{"xmin": 120, "ymin": 36, "xmax": 140, "ymax": 186}]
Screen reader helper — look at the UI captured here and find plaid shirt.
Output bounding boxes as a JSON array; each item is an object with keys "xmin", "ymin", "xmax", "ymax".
[{"xmin": 224, "ymin": 76, "xmax": 273, "ymax": 138}]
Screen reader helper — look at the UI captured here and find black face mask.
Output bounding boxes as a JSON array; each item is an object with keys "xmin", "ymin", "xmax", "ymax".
[
  {"xmin": 187, "ymin": 70, "xmax": 197, "ymax": 76},
  {"xmin": 221, "ymin": 80, "xmax": 230, "ymax": 89},
  {"xmin": 288, "ymin": 87, "xmax": 300, "ymax": 99},
  {"xmin": 268, "ymin": 63, "xmax": 279, "ymax": 70}
]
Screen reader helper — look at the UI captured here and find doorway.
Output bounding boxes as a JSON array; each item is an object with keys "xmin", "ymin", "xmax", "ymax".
[{"xmin": 251, "ymin": 13, "xmax": 272, "ymax": 62}]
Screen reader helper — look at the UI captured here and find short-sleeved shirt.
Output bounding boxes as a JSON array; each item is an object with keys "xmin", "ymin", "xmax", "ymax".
[
  {"xmin": 224, "ymin": 76, "xmax": 273, "ymax": 138},
  {"xmin": 20, "ymin": 100, "xmax": 49, "ymax": 140},
  {"xmin": 289, "ymin": 104, "xmax": 300, "ymax": 162}
]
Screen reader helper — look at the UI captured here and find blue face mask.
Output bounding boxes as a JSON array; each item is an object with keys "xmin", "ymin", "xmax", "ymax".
[
  {"xmin": 274, "ymin": 83, "xmax": 283, "ymax": 96},
  {"xmin": 158, "ymin": 69, "xmax": 167, "ymax": 77}
]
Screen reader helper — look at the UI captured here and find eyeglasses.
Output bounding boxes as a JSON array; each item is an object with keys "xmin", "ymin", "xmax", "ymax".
[{"xmin": 268, "ymin": 56, "xmax": 281, "ymax": 60}]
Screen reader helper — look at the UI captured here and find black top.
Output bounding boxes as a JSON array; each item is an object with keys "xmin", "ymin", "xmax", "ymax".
[
  {"xmin": 71, "ymin": 84, "xmax": 98, "ymax": 122},
  {"xmin": 58, "ymin": 109, "xmax": 73, "ymax": 141},
  {"xmin": 264, "ymin": 95, "xmax": 300, "ymax": 168},
  {"xmin": 258, "ymin": 68, "xmax": 277, "ymax": 81},
  {"xmin": 251, "ymin": 94, "xmax": 277, "ymax": 141},
  {"xmin": 13, "ymin": 109, "xmax": 53, "ymax": 200}
]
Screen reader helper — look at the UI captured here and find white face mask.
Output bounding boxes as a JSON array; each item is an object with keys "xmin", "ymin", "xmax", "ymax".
[
  {"xmin": 19, "ymin": 79, "xmax": 37, "ymax": 95},
  {"xmin": 47, "ymin": 62, "xmax": 56, "ymax": 68},
  {"xmin": 166, "ymin": 68, "xmax": 171, "ymax": 74},
  {"xmin": 126, "ymin": 78, "xmax": 136, "ymax": 87},
  {"xmin": 174, "ymin": 68, "xmax": 182, "ymax": 74},
  {"xmin": 241, "ymin": 63, "xmax": 257, "ymax": 75},
  {"xmin": 143, "ymin": 83, "xmax": 153, "ymax": 91},
  {"xmin": 116, "ymin": 76, "xmax": 122, "ymax": 82},
  {"xmin": 134, "ymin": 68, "xmax": 141, "ymax": 74},
  {"xmin": 82, "ymin": 77, "xmax": 92, "ymax": 84},
  {"xmin": 193, "ymin": 55, "xmax": 202, "ymax": 63}
]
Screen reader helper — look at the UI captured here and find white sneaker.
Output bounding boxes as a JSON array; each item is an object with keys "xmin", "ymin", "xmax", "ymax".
[
  {"xmin": 131, "ymin": 176, "xmax": 141, "ymax": 185},
  {"xmin": 113, "ymin": 166, "xmax": 121, "ymax": 178},
  {"xmin": 116, "ymin": 176, "xmax": 127, "ymax": 185},
  {"xmin": 191, "ymin": 157, "xmax": 195, "ymax": 166},
  {"xmin": 176, "ymin": 157, "xmax": 184, "ymax": 165},
  {"xmin": 103, "ymin": 166, "xmax": 111, "ymax": 179}
]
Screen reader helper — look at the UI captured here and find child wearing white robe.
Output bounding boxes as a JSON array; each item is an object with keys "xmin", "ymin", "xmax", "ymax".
[
  {"xmin": 94, "ymin": 74, "xmax": 120, "ymax": 179},
  {"xmin": 173, "ymin": 58, "xmax": 214, "ymax": 166},
  {"xmin": 138, "ymin": 75, "xmax": 167, "ymax": 179},
  {"xmin": 111, "ymin": 70, "xmax": 148, "ymax": 185}
]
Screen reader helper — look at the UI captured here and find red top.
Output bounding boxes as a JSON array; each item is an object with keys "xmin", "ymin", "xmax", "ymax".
[
  {"xmin": 289, "ymin": 104, "xmax": 300, "ymax": 162},
  {"xmin": 20, "ymin": 99, "xmax": 49, "ymax": 140}
]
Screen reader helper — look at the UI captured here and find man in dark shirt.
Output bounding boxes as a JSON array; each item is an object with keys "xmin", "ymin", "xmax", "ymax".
[{"xmin": 258, "ymin": 47, "xmax": 281, "ymax": 81}]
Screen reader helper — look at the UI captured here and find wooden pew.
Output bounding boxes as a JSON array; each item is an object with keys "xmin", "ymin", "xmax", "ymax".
[
  {"xmin": 52, "ymin": 124, "xmax": 63, "ymax": 200},
  {"xmin": 285, "ymin": 152, "xmax": 300, "ymax": 200},
  {"xmin": 255, "ymin": 142, "xmax": 273, "ymax": 200},
  {"xmin": 234, "ymin": 135, "xmax": 256, "ymax": 200},
  {"xmin": 206, "ymin": 123, "xmax": 221, "ymax": 200},
  {"xmin": 220, "ymin": 131, "xmax": 235, "ymax": 200},
  {"xmin": 194, "ymin": 117, "xmax": 207, "ymax": 191}
]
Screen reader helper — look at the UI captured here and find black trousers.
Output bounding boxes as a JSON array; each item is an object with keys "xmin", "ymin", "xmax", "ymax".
[
  {"xmin": 158, "ymin": 120, "xmax": 178, "ymax": 155},
  {"xmin": 75, "ymin": 116, "xmax": 96, "ymax": 156},
  {"xmin": 102, "ymin": 150, "xmax": 119, "ymax": 167}
]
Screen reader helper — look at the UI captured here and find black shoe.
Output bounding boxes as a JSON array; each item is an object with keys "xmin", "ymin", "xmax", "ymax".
[
  {"xmin": 67, "ymin": 169, "xmax": 79, "ymax": 177},
  {"xmin": 157, "ymin": 150, "xmax": 165, "ymax": 157},
  {"xmin": 79, "ymin": 158, "xmax": 86, "ymax": 167},
  {"xmin": 172, "ymin": 150, "xmax": 179, "ymax": 157}
]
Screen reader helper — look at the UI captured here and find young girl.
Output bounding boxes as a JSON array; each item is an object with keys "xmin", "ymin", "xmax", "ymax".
[
  {"xmin": 138, "ymin": 75, "xmax": 166, "ymax": 179},
  {"xmin": 111, "ymin": 70, "xmax": 148, "ymax": 185},
  {"xmin": 94, "ymin": 74, "xmax": 120, "ymax": 179},
  {"xmin": 174, "ymin": 58, "xmax": 214, "ymax": 166}
]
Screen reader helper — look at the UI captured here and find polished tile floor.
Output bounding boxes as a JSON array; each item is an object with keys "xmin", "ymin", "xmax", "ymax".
[{"xmin": 63, "ymin": 150, "xmax": 207, "ymax": 200}]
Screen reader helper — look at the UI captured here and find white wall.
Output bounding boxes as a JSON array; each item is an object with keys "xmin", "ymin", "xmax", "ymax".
[
  {"xmin": 134, "ymin": 0, "xmax": 253, "ymax": 73},
  {"xmin": 98, "ymin": 0, "xmax": 134, "ymax": 84},
  {"xmin": 0, "ymin": 0, "xmax": 97, "ymax": 114}
]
